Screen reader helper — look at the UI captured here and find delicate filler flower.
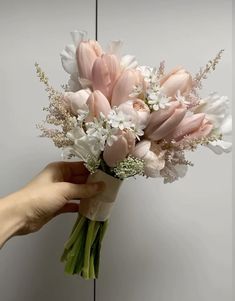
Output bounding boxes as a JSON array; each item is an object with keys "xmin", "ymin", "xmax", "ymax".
[
  {"xmin": 112, "ymin": 156, "xmax": 144, "ymax": 179},
  {"xmin": 108, "ymin": 108, "xmax": 135, "ymax": 130},
  {"xmin": 175, "ymin": 90, "xmax": 190, "ymax": 106},
  {"xmin": 147, "ymin": 86, "xmax": 171, "ymax": 111}
]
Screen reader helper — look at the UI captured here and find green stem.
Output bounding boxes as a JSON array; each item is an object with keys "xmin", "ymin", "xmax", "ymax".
[
  {"xmin": 75, "ymin": 230, "xmax": 86, "ymax": 274},
  {"xmin": 94, "ymin": 220, "xmax": 109, "ymax": 278},
  {"xmin": 70, "ymin": 214, "xmax": 81, "ymax": 234},
  {"xmin": 89, "ymin": 252, "xmax": 95, "ymax": 279},
  {"xmin": 64, "ymin": 231, "xmax": 83, "ymax": 274},
  {"xmin": 82, "ymin": 220, "xmax": 96, "ymax": 279},
  {"xmin": 91, "ymin": 222, "xmax": 101, "ymax": 246},
  {"xmin": 64, "ymin": 215, "xmax": 86, "ymax": 251}
]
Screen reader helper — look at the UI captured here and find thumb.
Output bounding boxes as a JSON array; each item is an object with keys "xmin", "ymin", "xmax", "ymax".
[{"xmin": 56, "ymin": 181, "xmax": 105, "ymax": 200}]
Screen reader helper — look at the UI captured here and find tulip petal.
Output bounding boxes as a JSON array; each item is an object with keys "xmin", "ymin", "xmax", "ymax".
[
  {"xmin": 103, "ymin": 136, "xmax": 128, "ymax": 167},
  {"xmin": 86, "ymin": 91, "xmax": 111, "ymax": 121},
  {"xmin": 76, "ymin": 40, "xmax": 103, "ymax": 80},
  {"xmin": 92, "ymin": 57, "xmax": 111, "ymax": 98},
  {"xmin": 160, "ymin": 66, "xmax": 183, "ymax": 85},
  {"xmin": 145, "ymin": 101, "xmax": 181, "ymax": 137},
  {"xmin": 132, "ymin": 140, "xmax": 151, "ymax": 159},
  {"xmin": 170, "ymin": 113, "xmax": 205, "ymax": 141},
  {"xmin": 103, "ymin": 131, "xmax": 135, "ymax": 167},
  {"xmin": 92, "ymin": 54, "xmax": 120, "ymax": 99},
  {"xmin": 160, "ymin": 67, "xmax": 192, "ymax": 98},
  {"xmin": 185, "ymin": 120, "xmax": 213, "ymax": 140},
  {"xmin": 111, "ymin": 69, "xmax": 142, "ymax": 107},
  {"xmin": 149, "ymin": 108, "xmax": 186, "ymax": 141}
]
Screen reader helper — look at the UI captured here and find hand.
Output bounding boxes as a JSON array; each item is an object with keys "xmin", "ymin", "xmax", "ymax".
[{"xmin": 0, "ymin": 161, "xmax": 104, "ymax": 247}]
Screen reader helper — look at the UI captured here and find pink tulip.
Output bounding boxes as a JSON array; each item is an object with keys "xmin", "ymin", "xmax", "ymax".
[
  {"xmin": 160, "ymin": 66, "xmax": 193, "ymax": 98},
  {"xmin": 132, "ymin": 140, "xmax": 165, "ymax": 177},
  {"xmin": 145, "ymin": 101, "xmax": 186, "ymax": 141},
  {"xmin": 118, "ymin": 99, "xmax": 150, "ymax": 128},
  {"xmin": 76, "ymin": 40, "xmax": 103, "ymax": 80},
  {"xmin": 103, "ymin": 130, "xmax": 135, "ymax": 167},
  {"xmin": 184, "ymin": 119, "xmax": 213, "ymax": 140},
  {"xmin": 63, "ymin": 89, "xmax": 91, "ymax": 115},
  {"xmin": 86, "ymin": 90, "xmax": 111, "ymax": 122},
  {"xmin": 168, "ymin": 113, "xmax": 206, "ymax": 141},
  {"xmin": 92, "ymin": 54, "xmax": 121, "ymax": 100},
  {"xmin": 149, "ymin": 109, "xmax": 187, "ymax": 141},
  {"xmin": 111, "ymin": 69, "xmax": 143, "ymax": 107}
]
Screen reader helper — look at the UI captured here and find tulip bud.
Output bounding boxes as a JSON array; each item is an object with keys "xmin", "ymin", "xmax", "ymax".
[
  {"xmin": 103, "ymin": 130, "xmax": 135, "ymax": 167},
  {"xmin": 160, "ymin": 67, "xmax": 193, "ymax": 98},
  {"xmin": 86, "ymin": 90, "xmax": 111, "ymax": 122},
  {"xmin": 145, "ymin": 101, "xmax": 186, "ymax": 141},
  {"xmin": 148, "ymin": 108, "xmax": 187, "ymax": 141},
  {"xmin": 92, "ymin": 54, "xmax": 121, "ymax": 100},
  {"xmin": 184, "ymin": 119, "xmax": 213, "ymax": 140},
  {"xmin": 111, "ymin": 69, "xmax": 143, "ymax": 107},
  {"xmin": 76, "ymin": 40, "xmax": 103, "ymax": 80},
  {"xmin": 169, "ymin": 113, "xmax": 206, "ymax": 141}
]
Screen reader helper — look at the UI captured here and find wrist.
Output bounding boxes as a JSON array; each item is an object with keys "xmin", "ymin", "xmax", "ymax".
[{"xmin": 0, "ymin": 191, "xmax": 28, "ymax": 248}]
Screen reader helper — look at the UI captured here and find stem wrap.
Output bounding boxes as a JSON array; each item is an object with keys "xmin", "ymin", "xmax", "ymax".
[{"xmin": 79, "ymin": 170, "xmax": 122, "ymax": 222}]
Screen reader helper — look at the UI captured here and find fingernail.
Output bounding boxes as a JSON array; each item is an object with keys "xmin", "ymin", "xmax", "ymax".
[{"xmin": 94, "ymin": 181, "xmax": 105, "ymax": 192}]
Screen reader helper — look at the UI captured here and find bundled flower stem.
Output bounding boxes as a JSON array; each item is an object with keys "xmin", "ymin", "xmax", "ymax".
[{"xmin": 61, "ymin": 214, "xmax": 108, "ymax": 279}]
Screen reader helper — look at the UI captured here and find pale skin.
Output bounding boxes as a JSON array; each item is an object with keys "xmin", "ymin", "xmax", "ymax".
[{"xmin": 0, "ymin": 161, "xmax": 105, "ymax": 249}]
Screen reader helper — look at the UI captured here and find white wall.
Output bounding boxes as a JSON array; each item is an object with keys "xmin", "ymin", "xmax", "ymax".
[{"xmin": 0, "ymin": 1, "xmax": 232, "ymax": 301}]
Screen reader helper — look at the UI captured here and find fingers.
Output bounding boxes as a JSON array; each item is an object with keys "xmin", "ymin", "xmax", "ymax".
[
  {"xmin": 44, "ymin": 161, "xmax": 90, "ymax": 183},
  {"xmin": 56, "ymin": 181, "xmax": 105, "ymax": 200},
  {"xmin": 55, "ymin": 203, "xmax": 79, "ymax": 216},
  {"xmin": 70, "ymin": 174, "xmax": 89, "ymax": 184},
  {"xmin": 60, "ymin": 161, "xmax": 89, "ymax": 176}
]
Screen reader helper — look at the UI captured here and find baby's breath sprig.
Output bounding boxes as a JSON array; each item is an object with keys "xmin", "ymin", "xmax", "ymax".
[
  {"xmin": 177, "ymin": 134, "xmax": 222, "ymax": 151},
  {"xmin": 193, "ymin": 50, "xmax": 224, "ymax": 90},
  {"xmin": 156, "ymin": 60, "xmax": 165, "ymax": 79},
  {"xmin": 112, "ymin": 156, "xmax": 144, "ymax": 180},
  {"xmin": 160, "ymin": 133, "xmax": 222, "ymax": 152},
  {"xmin": 84, "ymin": 155, "xmax": 101, "ymax": 174},
  {"xmin": 35, "ymin": 63, "xmax": 76, "ymax": 148},
  {"xmin": 35, "ymin": 62, "xmax": 49, "ymax": 86}
]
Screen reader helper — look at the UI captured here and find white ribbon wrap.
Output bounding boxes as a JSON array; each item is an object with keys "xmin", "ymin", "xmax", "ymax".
[{"xmin": 79, "ymin": 170, "xmax": 122, "ymax": 222}]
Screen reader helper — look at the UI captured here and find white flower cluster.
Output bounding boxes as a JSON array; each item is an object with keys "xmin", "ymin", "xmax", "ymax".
[
  {"xmin": 108, "ymin": 108, "xmax": 135, "ymax": 130},
  {"xmin": 108, "ymin": 106, "xmax": 144, "ymax": 139},
  {"xmin": 64, "ymin": 104, "xmax": 145, "ymax": 173},
  {"xmin": 147, "ymin": 87, "xmax": 171, "ymax": 111},
  {"xmin": 137, "ymin": 65, "xmax": 172, "ymax": 111}
]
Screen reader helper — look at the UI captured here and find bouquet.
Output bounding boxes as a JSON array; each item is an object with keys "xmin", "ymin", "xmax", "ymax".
[{"xmin": 36, "ymin": 31, "xmax": 232, "ymax": 279}]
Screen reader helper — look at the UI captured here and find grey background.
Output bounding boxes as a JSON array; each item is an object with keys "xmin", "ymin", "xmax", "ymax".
[{"xmin": 0, "ymin": 0, "xmax": 232, "ymax": 301}]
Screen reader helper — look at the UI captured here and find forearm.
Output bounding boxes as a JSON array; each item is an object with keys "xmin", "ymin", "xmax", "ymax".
[{"xmin": 0, "ymin": 192, "xmax": 26, "ymax": 249}]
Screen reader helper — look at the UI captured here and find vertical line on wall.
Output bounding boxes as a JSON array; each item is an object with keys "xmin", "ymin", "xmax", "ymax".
[
  {"xmin": 95, "ymin": 0, "xmax": 98, "ymax": 41},
  {"xmin": 94, "ymin": 278, "xmax": 96, "ymax": 301},
  {"xmin": 94, "ymin": 1, "xmax": 98, "ymax": 300}
]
